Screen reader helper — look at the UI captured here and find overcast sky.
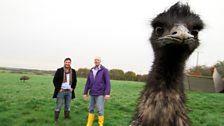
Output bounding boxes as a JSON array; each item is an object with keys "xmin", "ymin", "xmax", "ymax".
[{"xmin": 0, "ymin": 0, "xmax": 223, "ymax": 74}]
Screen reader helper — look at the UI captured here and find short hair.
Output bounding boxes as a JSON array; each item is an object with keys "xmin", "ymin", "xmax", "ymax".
[
  {"xmin": 64, "ymin": 58, "xmax": 71, "ymax": 62},
  {"xmin": 94, "ymin": 56, "xmax": 101, "ymax": 61}
]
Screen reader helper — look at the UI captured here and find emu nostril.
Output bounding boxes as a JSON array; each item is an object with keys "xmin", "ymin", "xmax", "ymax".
[{"xmin": 172, "ymin": 32, "xmax": 177, "ymax": 35}]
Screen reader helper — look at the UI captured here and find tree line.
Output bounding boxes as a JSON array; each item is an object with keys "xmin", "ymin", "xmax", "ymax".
[
  {"xmin": 1, "ymin": 60, "xmax": 223, "ymax": 82},
  {"xmin": 186, "ymin": 60, "xmax": 224, "ymax": 77},
  {"xmin": 76, "ymin": 68, "xmax": 148, "ymax": 82},
  {"xmin": 77, "ymin": 60, "xmax": 224, "ymax": 82}
]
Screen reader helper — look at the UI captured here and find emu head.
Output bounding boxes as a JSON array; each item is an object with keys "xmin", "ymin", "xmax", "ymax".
[{"xmin": 150, "ymin": 2, "xmax": 204, "ymax": 61}]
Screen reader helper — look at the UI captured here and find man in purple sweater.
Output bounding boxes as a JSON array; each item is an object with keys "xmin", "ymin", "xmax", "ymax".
[{"xmin": 83, "ymin": 56, "xmax": 111, "ymax": 126}]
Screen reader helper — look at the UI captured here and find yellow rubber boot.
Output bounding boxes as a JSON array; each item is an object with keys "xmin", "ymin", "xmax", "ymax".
[
  {"xmin": 86, "ymin": 113, "xmax": 94, "ymax": 126},
  {"xmin": 98, "ymin": 116, "xmax": 104, "ymax": 126}
]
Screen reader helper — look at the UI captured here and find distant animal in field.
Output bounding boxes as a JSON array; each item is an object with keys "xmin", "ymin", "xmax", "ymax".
[
  {"xmin": 20, "ymin": 76, "xmax": 30, "ymax": 82},
  {"xmin": 130, "ymin": 2, "xmax": 204, "ymax": 126}
]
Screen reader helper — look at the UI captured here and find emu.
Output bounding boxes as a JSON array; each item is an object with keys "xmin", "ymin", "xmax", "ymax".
[
  {"xmin": 130, "ymin": 2, "xmax": 204, "ymax": 126},
  {"xmin": 20, "ymin": 76, "xmax": 30, "ymax": 82}
]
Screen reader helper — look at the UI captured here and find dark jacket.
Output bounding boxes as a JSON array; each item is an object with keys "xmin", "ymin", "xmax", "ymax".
[
  {"xmin": 53, "ymin": 67, "xmax": 77, "ymax": 99},
  {"xmin": 84, "ymin": 65, "xmax": 111, "ymax": 96}
]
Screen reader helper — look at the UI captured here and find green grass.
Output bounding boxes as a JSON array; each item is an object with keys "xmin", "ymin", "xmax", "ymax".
[{"xmin": 0, "ymin": 71, "xmax": 223, "ymax": 126}]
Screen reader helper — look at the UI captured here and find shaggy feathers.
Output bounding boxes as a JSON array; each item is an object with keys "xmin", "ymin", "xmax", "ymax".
[{"xmin": 130, "ymin": 2, "xmax": 204, "ymax": 126}]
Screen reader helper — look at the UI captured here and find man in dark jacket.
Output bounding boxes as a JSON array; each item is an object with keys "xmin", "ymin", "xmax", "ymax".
[
  {"xmin": 53, "ymin": 58, "xmax": 77, "ymax": 123},
  {"xmin": 83, "ymin": 56, "xmax": 111, "ymax": 126}
]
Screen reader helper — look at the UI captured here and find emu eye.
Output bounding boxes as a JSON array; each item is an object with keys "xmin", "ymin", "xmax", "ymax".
[
  {"xmin": 191, "ymin": 29, "xmax": 199, "ymax": 37},
  {"xmin": 155, "ymin": 27, "xmax": 164, "ymax": 36}
]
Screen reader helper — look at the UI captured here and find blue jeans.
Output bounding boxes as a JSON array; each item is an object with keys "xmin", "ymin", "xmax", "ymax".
[
  {"xmin": 55, "ymin": 90, "xmax": 72, "ymax": 112},
  {"xmin": 89, "ymin": 95, "xmax": 104, "ymax": 116}
]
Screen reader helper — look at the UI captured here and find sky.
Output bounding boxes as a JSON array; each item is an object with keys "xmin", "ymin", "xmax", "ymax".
[{"xmin": 0, "ymin": 0, "xmax": 224, "ymax": 74}]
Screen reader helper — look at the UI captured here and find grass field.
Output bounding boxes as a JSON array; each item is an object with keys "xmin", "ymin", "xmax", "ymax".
[{"xmin": 0, "ymin": 70, "xmax": 224, "ymax": 126}]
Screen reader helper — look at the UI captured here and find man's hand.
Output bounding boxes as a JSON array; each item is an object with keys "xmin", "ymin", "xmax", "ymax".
[
  {"xmin": 104, "ymin": 95, "xmax": 110, "ymax": 100},
  {"xmin": 70, "ymin": 88, "xmax": 73, "ymax": 92},
  {"xmin": 59, "ymin": 89, "xmax": 63, "ymax": 92},
  {"xmin": 83, "ymin": 95, "xmax": 88, "ymax": 101}
]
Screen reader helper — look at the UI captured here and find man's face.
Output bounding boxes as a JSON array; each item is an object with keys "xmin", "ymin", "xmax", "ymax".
[
  {"xmin": 94, "ymin": 58, "xmax": 101, "ymax": 67},
  {"xmin": 64, "ymin": 60, "xmax": 71, "ymax": 68}
]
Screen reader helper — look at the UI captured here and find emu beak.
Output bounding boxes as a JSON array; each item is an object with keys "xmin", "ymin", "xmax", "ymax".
[
  {"xmin": 157, "ymin": 24, "xmax": 195, "ymax": 47},
  {"xmin": 169, "ymin": 24, "xmax": 194, "ymax": 41}
]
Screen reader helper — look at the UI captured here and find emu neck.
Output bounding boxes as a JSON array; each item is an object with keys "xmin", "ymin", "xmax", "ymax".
[
  {"xmin": 154, "ymin": 54, "xmax": 185, "ymax": 77},
  {"xmin": 149, "ymin": 49, "xmax": 188, "ymax": 89}
]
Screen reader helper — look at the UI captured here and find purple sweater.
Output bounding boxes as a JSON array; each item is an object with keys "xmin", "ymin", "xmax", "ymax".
[{"xmin": 84, "ymin": 65, "xmax": 111, "ymax": 96}]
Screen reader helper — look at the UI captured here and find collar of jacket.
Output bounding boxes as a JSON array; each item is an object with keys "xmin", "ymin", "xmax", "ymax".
[{"xmin": 91, "ymin": 65, "xmax": 105, "ymax": 71}]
